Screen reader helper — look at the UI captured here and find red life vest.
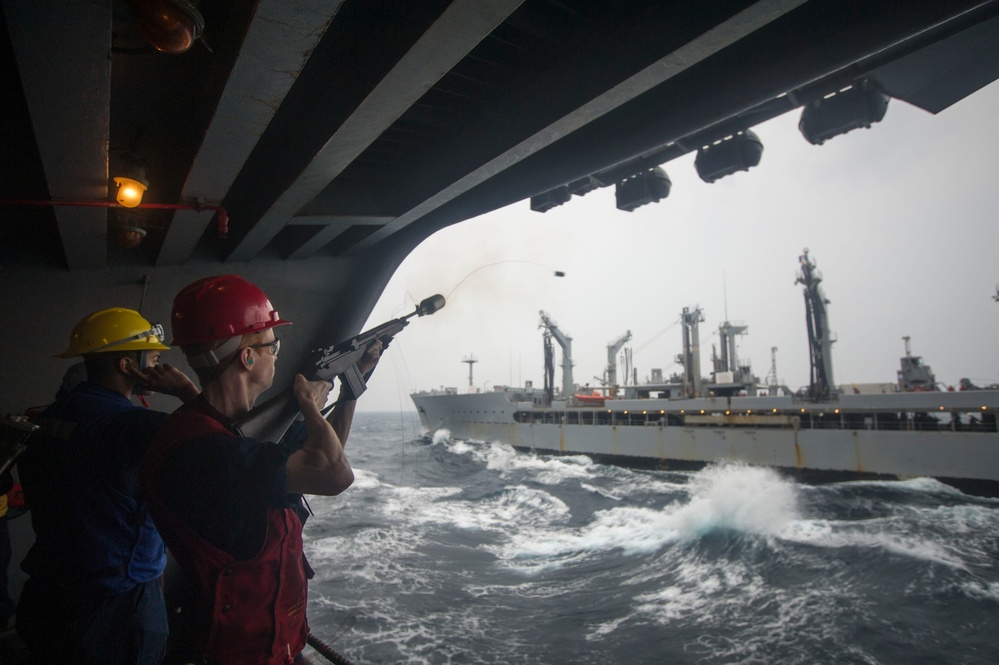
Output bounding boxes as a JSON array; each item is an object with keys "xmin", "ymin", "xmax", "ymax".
[{"xmin": 144, "ymin": 404, "xmax": 309, "ymax": 664}]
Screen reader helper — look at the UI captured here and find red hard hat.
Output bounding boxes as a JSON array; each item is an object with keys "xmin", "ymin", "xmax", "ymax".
[{"xmin": 171, "ymin": 275, "xmax": 291, "ymax": 346}]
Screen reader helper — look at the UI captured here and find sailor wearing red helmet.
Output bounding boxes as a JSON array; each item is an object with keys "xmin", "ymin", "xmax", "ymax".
[{"xmin": 141, "ymin": 275, "xmax": 380, "ymax": 665}]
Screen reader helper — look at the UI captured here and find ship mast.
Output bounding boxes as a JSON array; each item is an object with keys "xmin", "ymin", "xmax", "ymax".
[
  {"xmin": 462, "ymin": 354, "xmax": 478, "ymax": 391},
  {"xmin": 796, "ymin": 249, "xmax": 835, "ymax": 400},
  {"xmin": 606, "ymin": 330, "xmax": 632, "ymax": 397},
  {"xmin": 679, "ymin": 306, "xmax": 704, "ymax": 396},
  {"xmin": 543, "ymin": 331, "xmax": 555, "ymax": 404},
  {"xmin": 539, "ymin": 311, "xmax": 574, "ymax": 398},
  {"xmin": 766, "ymin": 346, "xmax": 779, "ymax": 391},
  {"xmin": 717, "ymin": 321, "xmax": 748, "ymax": 374}
]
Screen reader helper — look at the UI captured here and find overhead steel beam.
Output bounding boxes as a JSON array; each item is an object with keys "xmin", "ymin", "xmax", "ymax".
[
  {"xmin": 224, "ymin": 0, "xmax": 526, "ymax": 264},
  {"xmin": 384, "ymin": 0, "xmax": 998, "ymax": 257},
  {"xmin": 286, "ymin": 215, "xmax": 390, "ymax": 260},
  {"xmin": 347, "ymin": 0, "xmax": 806, "ymax": 253},
  {"xmin": 4, "ymin": 0, "xmax": 110, "ymax": 270},
  {"xmin": 155, "ymin": 0, "xmax": 345, "ymax": 266}
]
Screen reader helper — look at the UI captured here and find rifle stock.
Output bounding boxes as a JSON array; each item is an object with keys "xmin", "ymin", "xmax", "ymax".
[{"xmin": 236, "ymin": 294, "xmax": 445, "ymax": 442}]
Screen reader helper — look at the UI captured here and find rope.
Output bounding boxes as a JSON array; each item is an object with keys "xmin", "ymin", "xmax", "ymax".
[
  {"xmin": 444, "ymin": 260, "xmax": 557, "ymax": 301},
  {"xmin": 307, "ymin": 633, "xmax": 358, "ymax": 665}
]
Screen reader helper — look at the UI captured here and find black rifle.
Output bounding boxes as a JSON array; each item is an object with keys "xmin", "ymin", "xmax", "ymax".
[
  {"xmin": 236, "ymin": 294, "xmax": 445, "ymax": 442},
  {"xmin": 0, "ymin": 414, "xmax": 36, "ymax": 477}
]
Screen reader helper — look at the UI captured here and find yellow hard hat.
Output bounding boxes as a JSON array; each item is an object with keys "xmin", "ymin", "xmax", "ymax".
[{"xmin": 57, "ymin": 308, "xmax": 170, "ymax": 358}]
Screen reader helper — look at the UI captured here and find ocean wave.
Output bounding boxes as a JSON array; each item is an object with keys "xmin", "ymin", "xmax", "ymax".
[
  {"xmin": 488, "ymin": 463, "xmax": 801, "ymax": 573},
  {"xmin": 305, "ymin": 414, "xmax": 999, "ymax": 665}
]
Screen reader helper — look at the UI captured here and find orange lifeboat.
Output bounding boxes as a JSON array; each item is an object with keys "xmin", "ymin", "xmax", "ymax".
[{"xmin": 574, "ymin": 390, "xmax": 606, "ymax": 405}]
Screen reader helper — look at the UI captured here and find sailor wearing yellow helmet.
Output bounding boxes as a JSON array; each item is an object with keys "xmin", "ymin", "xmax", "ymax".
[{"xmin": 15, "ymin": 307, "xmax": 199, "ymax": 665}]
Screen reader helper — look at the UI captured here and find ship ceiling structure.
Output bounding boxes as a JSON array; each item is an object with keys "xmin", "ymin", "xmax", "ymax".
[{"xmin": 3, "ymin": 0, "xmax": 999, "ymax": 272}]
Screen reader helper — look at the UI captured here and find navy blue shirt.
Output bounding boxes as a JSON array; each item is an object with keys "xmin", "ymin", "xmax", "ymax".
[{"xmin": 19, "ymin": 382, "xmax": 167, "ymax": 594}]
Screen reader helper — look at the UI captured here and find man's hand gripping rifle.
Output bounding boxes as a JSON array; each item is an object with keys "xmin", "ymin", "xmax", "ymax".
[
  {"xmin": 236, "ymin": 294, "xmax": 446, "ymax": 442},
  {"xmin": 314, "ymin": 293, "xmax": 445, "ymax": 402}
]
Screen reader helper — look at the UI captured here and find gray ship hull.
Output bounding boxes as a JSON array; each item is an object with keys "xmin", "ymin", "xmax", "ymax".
[{"xmin": 411, "ymin": 389, "xmax": 999, "ymax": 494}]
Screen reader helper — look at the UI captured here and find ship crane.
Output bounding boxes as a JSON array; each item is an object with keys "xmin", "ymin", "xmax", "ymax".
[
  {"xmin": 539, "ymin": 311, "xmax": 574, "ymax": 400},
  {"xmin": 716, "ymin": 321, "xmax": 749, "ymax": 375},
  {"xmin": 679, "ymin": 306, "xmax": 705, "ymax": 396},
  {"xmin": 796, "ymin": 249, "xmax": 836, "ymax": 400},
  {"xmin": 606, "ymin": 330, "xmax": 632, "ymax": 397}
]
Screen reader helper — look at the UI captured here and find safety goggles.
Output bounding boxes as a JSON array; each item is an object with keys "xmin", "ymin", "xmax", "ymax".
[
  {"xmin": 243, "ymin": 338, "xmax": 281, "ymax": 357},
  {"xmin": 186, "ymin": 335, "xmax": 280, "ymax": 369}
]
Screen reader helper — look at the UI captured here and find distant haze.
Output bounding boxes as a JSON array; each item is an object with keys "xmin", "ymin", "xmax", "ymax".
[{"xmin": 357, "ymin": 80, "xmax": 999, "ymax": 412}]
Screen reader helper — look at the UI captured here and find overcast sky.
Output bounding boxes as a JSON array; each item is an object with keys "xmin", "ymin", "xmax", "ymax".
[{"xmin": 356, "ymin": 79, "xmax": 999, "ymax": 412}]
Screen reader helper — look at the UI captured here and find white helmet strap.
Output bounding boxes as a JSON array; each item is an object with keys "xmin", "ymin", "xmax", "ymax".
[
  {"xmin": 89, "ymin": 323, "xmax": 166, "ymax": 353},
  {"xmin": 185, "ymin": 336, "xmax": 242, "ymax": 369}
]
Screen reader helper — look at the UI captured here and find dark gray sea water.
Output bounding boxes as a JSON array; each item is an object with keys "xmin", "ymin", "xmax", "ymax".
[{"xmin": 302, "ymin": 412, "xmax": 999, "ymax": 665}]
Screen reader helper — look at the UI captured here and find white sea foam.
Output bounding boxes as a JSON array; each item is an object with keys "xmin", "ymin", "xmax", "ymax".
[
  {"xmin": 606, "ymin": 471, "xmax": 690, "ymax": 499},
  {"xmin": 832, "ymin": 475, "xmax": 976, "ymax": 498},
  {"xmin": 430, "ymin": 428, "xmax": 451, "ymax": 444},
  {"xmin": 379, "ymin": 484, "xmax": 464, "ymax": 523},
  {"xmin": 671, "ymin": 463, "xmax": 799, "ymax": 539},
  {"xmin": 419, "ymin": 484, "xmax": 571, "ymax": 532},
  {"xmin": 580, "ymin": 482, "xmax": 623, "ymax": 501},
  {"xmin": 632, "ymin": 557, "xmax": 764, "ymax": 623},
  {"xmin": 307, "ymin": 523, "xmax": 429, "ymax": 590},
  {"xmin": 489, "ymin": 449, "xmax": 596, "ymax": 485},
  {"xmin": 491, "ymin": 463, "xmax": 801, "ymax": 573},
  {"xmin": 779, "ymin": 500, "xmax": 992, "ymax": 570},
  {"xmin": 345, "ymin": 467, "xmax": 385, "ymax": 491},
  {"xmin": 619, "ymin": 550, "xmax": 866, "ymax": 664},
  {"xmin": 960, "ymin": 578, "xmax": 999, "ymax": 602}
]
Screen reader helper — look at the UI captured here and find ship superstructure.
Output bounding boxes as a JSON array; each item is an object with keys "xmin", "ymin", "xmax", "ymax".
[{"xmin": 413, "ymin": 252, "xmax": 999, "ymax": 495}]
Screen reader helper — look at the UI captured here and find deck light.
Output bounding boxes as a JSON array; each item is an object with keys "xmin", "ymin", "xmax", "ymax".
[
  {"xmin": 529, "ymin": 186, "xmax": 570, "ymax": 212},
  {"xmin": 694, "ymin": 130, "xmax": 763, "ymax": 183},
  {"xmin": 799, "ymin": 81, "xmax": 889, "ymax": 145},
  {"xmin": 939, "ymin": 406, "xmax": 945, "ymax": 411},
  {"xmin": 114, "ymin": 166, "xmax": 148, "ymax": 208},
  {"xmin": 834, "ymin": 409, "xmax": 840, "ymax": 414},
  {"xmin": 130, "ymin": 0, "xmax": 205, "ymax": 54},
  {"xmin": 700, "ymin": 410, "xmax": 704, "ymax": 414},
  {"xmin": 113, "ymin": 225, "xmax": 147, "ymax": 248},
  {"xmin": 801, "ymin": 408, "xmax": 806, "ymax": 413},
  {"xmin": 772, "ymin": 408, "xmax": 777, "ymax": 413},
  {"xmin": 615, "ymin": 167, "xmax": 670, "ymax": 212}
]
